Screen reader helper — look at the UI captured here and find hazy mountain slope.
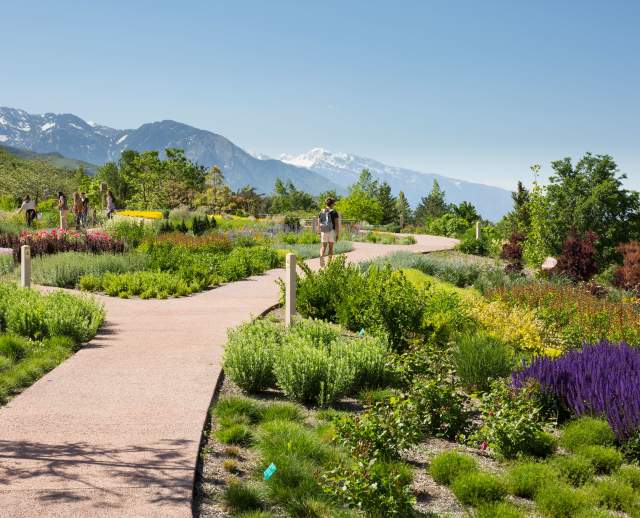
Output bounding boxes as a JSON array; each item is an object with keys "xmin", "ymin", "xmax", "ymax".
[
  {"xmin": 0, "ymin": 144, "xmax": 98, "ymax": 174},
  {"xmin": 0, "ymin": 108, "xmax": 341, "ymax": 195},
  {"xmin": 281, "ymin": 148, "xmax": 513, "ymax": 221}
]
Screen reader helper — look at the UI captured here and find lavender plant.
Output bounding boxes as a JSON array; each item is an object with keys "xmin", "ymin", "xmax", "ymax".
[{"xmin": 513, "ymin": 341, "xmax": 640, "ymax": 440}]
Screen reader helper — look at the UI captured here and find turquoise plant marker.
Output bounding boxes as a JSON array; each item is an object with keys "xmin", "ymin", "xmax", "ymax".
[
  {"xmin": 358, "ymin": 328, "xmax": 365, "ymax": 337},
  {"xmin": 263, "ymin": 463, "xmax": 277, "ymax": 481}
]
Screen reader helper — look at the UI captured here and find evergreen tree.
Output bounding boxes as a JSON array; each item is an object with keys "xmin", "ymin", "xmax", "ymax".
[
  {"xmin": 414, "ymin": 180, "xmax": 448, "ymax": 225},
  {"xmin": 395, "ymin": 191, "xmax": 413, "ymax": 228},
  {"xmin": 377, "ymin": 181, "xmax": 398, "ymax": 225},
  {"xmin": 452, "ymin": 201, "xmax": 480, "ymax": 225},
  {"xmin": 353, "ymin": 169, "xmax": 379, "ymax": 198},
  {"xmin": 511, "ymin": 181, "xmax": 531, "ymax": 233}
]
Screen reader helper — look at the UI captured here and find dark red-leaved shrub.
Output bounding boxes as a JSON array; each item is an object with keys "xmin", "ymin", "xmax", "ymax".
[
  {"xmin": 614, "ymin": 241, "xmax": 640, "ymax": 294},
  {"xmin": 500, "ymin": 232, "xmax": 524, "ymax": 273},
  {"xmin": 513, "ymin": 341, "xmax": 640, "ymax": 440},
  {"xmin": 555, "ymin": 229, "xmax": 598, "ymax": 282},
  {"xmin": 0, "ymin": 229, "xmax": 124, "ymax": 263}
]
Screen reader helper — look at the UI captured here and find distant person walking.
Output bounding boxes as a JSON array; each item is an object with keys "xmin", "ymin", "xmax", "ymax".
[
  {"xmin": 106, "ymin": 190, "xmax": 116, "ymax": 219},
  {"xmin": 80, "ymin": 192, "xmax": 90, "ymax": 228},
  {"xmin": 72, "ymin": 192, "xmax": 83, "ymax": 230},
  {"xmin": 318, "ymin": 197, "xmax": 339, "ymax": 267},
  {"xmin": 57, "ymin": 191, "xmax": 68, "ymax": 230},
  {"xmin": 17, "ymin": 195, "xmax": 37, "ymax": 227}
]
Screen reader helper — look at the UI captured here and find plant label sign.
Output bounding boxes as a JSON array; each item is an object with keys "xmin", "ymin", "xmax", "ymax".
[{"xmin": 263, "ymin": 462, "xmax": 277, "ymax": 481}]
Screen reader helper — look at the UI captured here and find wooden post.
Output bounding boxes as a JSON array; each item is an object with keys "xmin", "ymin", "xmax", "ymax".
[
  {"xmin": 20, "ymin": 245, "xmax": 31, "ymax": 289},
  {"xmin": 475, "ymin": 221, "xmax": 481, "ymax": 240},
  {"xmin": 285, "ymin": 253, "xmax": 296, "ymax": 327}
]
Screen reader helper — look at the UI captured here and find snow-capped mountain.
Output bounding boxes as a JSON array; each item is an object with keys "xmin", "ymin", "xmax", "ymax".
[
  {"xmin": 0, "ymin": 107, "xmax": 340, "ymax": 195},
  {"xmin": 281, "ymin": 148, "xmax": 512, "ymax": 221}
]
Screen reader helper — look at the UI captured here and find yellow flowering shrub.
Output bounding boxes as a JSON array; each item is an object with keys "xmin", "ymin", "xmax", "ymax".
[
  {"xmin": 463, "ymin": 294, "xmax": 563, "ymax": 357},
  {"xmin": 118, "ymin": 210, "xmax": 163, "ymax": 220}
]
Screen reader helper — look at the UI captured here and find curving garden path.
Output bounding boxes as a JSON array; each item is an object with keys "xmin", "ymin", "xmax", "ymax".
[{"xmin": 0, "ymin": 235, "xmax": 457, "ymax": 517}]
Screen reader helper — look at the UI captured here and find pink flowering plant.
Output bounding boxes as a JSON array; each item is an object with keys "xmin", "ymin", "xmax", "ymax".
[{"xmin": 0, "ymin": 229, "xmax": 124, "ymax": 262}]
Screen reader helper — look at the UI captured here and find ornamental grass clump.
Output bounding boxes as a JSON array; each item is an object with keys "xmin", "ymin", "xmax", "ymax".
[
  {"xmin": 429, "ymin": 450, "xmax": 478, "ymax": 486},
  {"xmin": 513, "ymin": 341, "xmax": 640, "ymax": 441}
]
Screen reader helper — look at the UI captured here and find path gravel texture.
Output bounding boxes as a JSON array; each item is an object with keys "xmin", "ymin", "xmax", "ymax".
[{"xmin": 0, "ymin": 235, "xmax": 457, "ymax": 517}]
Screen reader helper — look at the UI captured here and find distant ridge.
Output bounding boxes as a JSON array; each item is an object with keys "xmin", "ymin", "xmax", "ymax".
[{"xmin": 0, "ymin": 107, "xmax": 513, "ymax": 218}]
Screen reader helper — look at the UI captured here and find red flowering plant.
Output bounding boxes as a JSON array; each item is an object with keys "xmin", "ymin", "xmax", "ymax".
[{"xmin": 0, "ymin": 228, "xmax": 124, "ymax": 262}]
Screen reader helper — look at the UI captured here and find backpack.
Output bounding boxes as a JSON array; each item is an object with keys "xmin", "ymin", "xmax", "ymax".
[{"xmin": 319, "ymin": 209, "xmax": 334, "ymax": 232}]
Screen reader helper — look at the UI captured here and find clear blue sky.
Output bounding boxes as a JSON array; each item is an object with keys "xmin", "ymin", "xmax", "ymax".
[{"xmin": 2, "ymin": 0, "xmax": 639, "ymax": 190}]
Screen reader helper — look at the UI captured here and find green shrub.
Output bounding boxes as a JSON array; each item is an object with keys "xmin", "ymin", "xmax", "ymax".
[
  {"xmin": 453, "ymin": 333, "xmax": 514, "ymax": 392},
  {"xmin": 451, "ymin": 471, "xmax": 507, "ymax": 506},
  {"xmin": 550, "ymin": 454, "xmax": 595, "ymax": 486},
  {"xmin": 223, "ymin": 319, "xmax": 282, "ymax": 392},
  {"xmin": 473, "ymin": 502, "xmax": 524, "ymax": 518},
  {"xmin": 578, "ymin": 445, "xmax": 623, "ymax": 474},
  {"xmin": 262, "ymin": 401, "xmax": 304, "ymax": 422},
  {"xmin": 273, "ymin": 338, "xmax": 354, "ymax": 406},
  {"xmin": 560, "ymin": 417, "xmax": 615, "ymax": 452},
  {"xmin": 506, "ymin": 461, "xmax": 556, "ymax": 498},
  {"xmin": 615, "ymin": 464, "xmax": 640, "ymax": 490},
  {"xmin": 411, "ymin": 374, "xmax": 472, "ymax": 441},
  {"xmin": 287, "ymin": 318, "xmax": 341, "ymax": 348},
  {"xmin": 535, "ymin": 482, "xmax": 588, "ymax": 518},
  {"xmin": 334, "ymin": 395, "xmax": 421, "ymax": 460},
  {"xmin": 321, "ymin": 458, "xmax": 415, "ymax": 517},
  {"xmin": 215, "ymin": 424, "xmax": 254, "ymax": 446},
  {"xmin": 476, "ymin": 379, "xmax": 554, "ymax": 459},
  {"xmin": 31, "ymin": 252, "xmax": 147, "ymax": 288},
  {"xmin": 331, "ymin": 335, "xmax": 389, "ymax": 392},
  {"xmin": 588, "ymin": 478, "xmax": 637, "ymax": 513},
  {"xmin": 223, "ymin": 480, "xmax": 265, "ymax": 513},
  {"xmin": 0, "ymin": 335, "xmax": 31, "ymax": 363},
  {"xmin": 214, "ymin": 396, "xmax": 264, "ymax": 424},
  {"xmin": 0, "ymin": 283, "xmax": 104, "ymax": 343},
  {"xmin": 429, "ymin": 450, "xmax": 477, "ymax": 486},
  {"xmin": 358, "ymin": 387, "xmax": 400, "ymax": 406}
]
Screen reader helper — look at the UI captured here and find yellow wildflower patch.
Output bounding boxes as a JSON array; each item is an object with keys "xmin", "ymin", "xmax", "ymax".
[{"xmin": 118, "ymin": 210, "xmax": 163, "ymax": 220}]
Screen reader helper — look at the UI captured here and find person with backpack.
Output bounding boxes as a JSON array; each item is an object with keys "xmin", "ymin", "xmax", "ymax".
[{"xmin": 318, "ymin": 197, "xmax": 339, "ymax": 267}]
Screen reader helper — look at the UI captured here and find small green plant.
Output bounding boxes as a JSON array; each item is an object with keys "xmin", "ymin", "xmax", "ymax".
[
  {"xmin": 334, "ymin": 395, "xmax": 421, "ymax": 460},
  {"xmin": 450, "ymin": 471, "xmax": 507, "ymax": 506},
  {"xmin": 453, "ymin": 332, "xmax": 514, "ymax": 392},
  {"xmin": 262, "ymin": 401, "xmax": 304, "ymax": 422},
  {"xmin": 534, "ymin": 482, "xmax": 589, "ymax": 518},
  {"xmin": 588, "ymin": 478, "xmax": 637, "ymax": 513},
  {"xmin": 506, "ymin": 461, "xmax": 557, "ymax": 498},
  {"xmin": 223, "ymin": 459, "xmax": 240, "ymax": 473},
  {"xmin": 223, "ymin": 479, "xmax": 265, "ymax": 513},
  {"xmin": 215, "ymin": 424, "xmax": 253, "ymax": 446},
  {"xmin": 429, "ymin": 450, "xmax": 478, "ymax": 486},
  {"xmin": 560, "ymin": 417, "xmax": 615, "ymax": 452},
  {"xmin": 578, "ymin": 445, "xmax": 623, "ymax": 474},
  {"xmin": 475, "ymin": 379, "xmax": 555, "ymax": 459},
  {"xmin": 214, "ymin": 396, "xmax": 265, "ymax": 424},
  {"xmin": 615, "ymin": 464, "xmax": 640, "ymax": 490},
  {"xmin": 550, "ymin": 454, "xmax": 595, "ymax": 486},
  {"xmin": 473, "ymin": 502, "xmax": 524, "ymax": 518},
  {"xmin": 223, "ymin": 319, "xmax": 282, "ymax": 393},
  {"xmin": 322, "ymin": 458, "xmax": 415, "ymax": 517}
]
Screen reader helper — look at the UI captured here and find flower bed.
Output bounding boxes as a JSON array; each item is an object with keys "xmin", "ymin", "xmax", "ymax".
[
  {"xmin": 513, "ymin": 341, "xmax": 640, "ymax": 440},
  {"xmin": 117, "ymin": 210, "xmax": 163, "ymax": 219},
  {"xmin": 0, "ymin": 229, "xmax": 124, "ymax": 261}
]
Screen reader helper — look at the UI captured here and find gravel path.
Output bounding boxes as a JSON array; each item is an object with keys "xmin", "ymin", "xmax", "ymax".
[{"xmin": 0, "ymin": 235, "xmax": 457, "ymax": 517}]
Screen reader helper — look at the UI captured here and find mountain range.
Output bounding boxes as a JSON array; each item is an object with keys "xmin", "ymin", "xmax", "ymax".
[{"xmin": 0, "ymin": 107, "xmax": 513, "ymax": 220}]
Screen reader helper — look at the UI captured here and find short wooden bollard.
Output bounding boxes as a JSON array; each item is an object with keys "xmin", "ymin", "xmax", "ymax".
[
  {"xmin": 475, "ymin": 221, "xmax": 481, "ymax": 240},
  {"xmin": 21, "ymin": 245, "xmax": 31, "ymax": 289},
  {"xmin": 285, "ymin": 253, "xmax": 297, "ymax": 327}
]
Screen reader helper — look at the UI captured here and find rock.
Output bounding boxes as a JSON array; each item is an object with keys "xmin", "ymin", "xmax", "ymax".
[{"xmin": 541, "ymin": 256, "xmax": 558, "ymax": 270}]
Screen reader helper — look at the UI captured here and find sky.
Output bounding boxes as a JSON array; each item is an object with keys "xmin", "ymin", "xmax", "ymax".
[{"xmin": 2, "ymin": 0, "xmax": 639, "ymax": 190}]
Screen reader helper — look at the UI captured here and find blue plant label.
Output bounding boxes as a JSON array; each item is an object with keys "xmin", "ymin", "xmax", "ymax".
[
  {"xmin": 263, "ymin": 462, "xmax": 277, "ymax": 481},
  {"xmin": 358, "ymin": 328, "xmax": 365, "ymax": 337}
]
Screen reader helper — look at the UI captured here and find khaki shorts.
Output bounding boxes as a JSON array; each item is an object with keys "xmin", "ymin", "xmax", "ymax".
[{"xmin": 321, "ymin": 230, "xmax": 336, "ymax": 243}]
